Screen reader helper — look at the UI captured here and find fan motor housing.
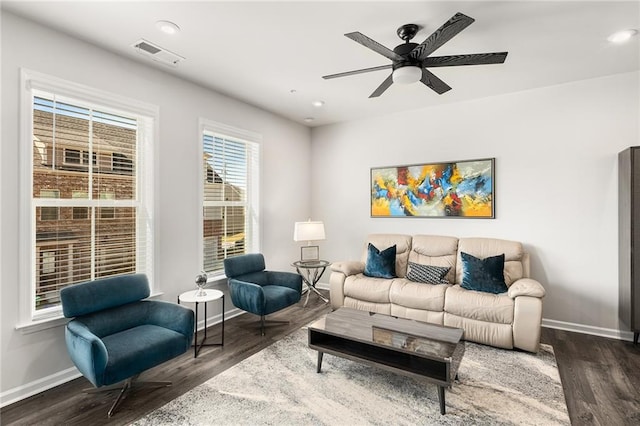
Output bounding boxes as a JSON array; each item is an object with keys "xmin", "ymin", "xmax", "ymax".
[
  {"xmin": 392, "ymin": 42, "xmax": 420, "ymax": 71},
  {"xmin": 393, "ymin": 42, "xmax": 418, "ymax": 57}
]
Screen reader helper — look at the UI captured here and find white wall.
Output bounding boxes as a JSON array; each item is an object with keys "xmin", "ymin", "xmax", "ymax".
[
  {"xmin": 311, "ymin": 71, "xmax": 640, "ymax": 335},
  {"xmin": 0, "ymin": 12, "xmax": 311, "ymax": 403}
]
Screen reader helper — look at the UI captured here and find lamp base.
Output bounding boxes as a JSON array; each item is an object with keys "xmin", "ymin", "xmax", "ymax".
[{"xmin": 300, "ymin": 245, "xmax": 319, "ymax": 262}]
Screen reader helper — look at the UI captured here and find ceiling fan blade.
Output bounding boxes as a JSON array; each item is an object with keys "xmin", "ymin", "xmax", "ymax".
[
  {"xmin": 345, "ymin": 32, "xmax": 404, "ymax": 61},
  {"xmin": 420, "ymin": 69, "xmax": 451, "ymax": 95},
  {"xmin": 323, "ymin": 64, "xmax": 392, "ymax": 80},
  {"xmin": 410, "ymin": 12, "xmax": 475, "ymax": 61},
  {"xmin": 369, "ymin": 74, "xmax": 394, "ymax": 98},
  {"xmin": 423, "ymin": 52, "xmax": 508, "ymax": 68}
]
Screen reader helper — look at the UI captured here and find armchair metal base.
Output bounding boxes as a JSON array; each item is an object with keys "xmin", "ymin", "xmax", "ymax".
[
  {"xmin": 85, "ymin": 374, "xmax": 171, "ymax": 418},
  {"xmin": 260, "ymin": 315, "xmax": 290, "ymax": 336}
]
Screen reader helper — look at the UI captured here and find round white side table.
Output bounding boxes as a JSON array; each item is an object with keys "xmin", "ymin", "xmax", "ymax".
[{"xmin": 178, "ymin": 289, "xmax": 224, "ymax": 357}]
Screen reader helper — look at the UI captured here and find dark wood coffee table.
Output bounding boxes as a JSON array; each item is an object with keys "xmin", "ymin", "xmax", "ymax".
[{"xmin": 308, "ymin": 307, "xmax": 465, "ymax": 415}]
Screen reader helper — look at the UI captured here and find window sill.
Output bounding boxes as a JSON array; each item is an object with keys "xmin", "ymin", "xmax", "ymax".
[
  {"xmin": 206, "ymin": 273, "xmax": 227, "ymax": 284},
  {"xmin": 15, "ymin": 291, "xmax": 165, "ymax": 334},
  {"xmin": 15, "ymin": 316, "xmax": 69, "ymax": 334}
]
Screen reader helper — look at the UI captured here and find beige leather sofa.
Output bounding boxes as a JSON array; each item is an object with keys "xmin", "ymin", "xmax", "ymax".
[{"xmin": 329, "ymin": 234, "xmax": 546, "ymax": 352}]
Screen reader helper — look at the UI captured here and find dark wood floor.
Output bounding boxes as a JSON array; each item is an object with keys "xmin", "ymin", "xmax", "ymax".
[{"xmin": 2, "ymin": 291, "xmax": 639, "ymax": 425}]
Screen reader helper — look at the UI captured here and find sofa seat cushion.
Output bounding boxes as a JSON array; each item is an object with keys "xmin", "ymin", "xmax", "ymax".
[
  {"xmin": 390, "ymin": 305, "xmax": 444, "ymax": 325},
  {"xmin": 344, "ymin": 298, "xmax": 391, "ymax": 315},
  {"xmin": 444, "ymin": 285, "xmax": 514, "ymax": 324},
  {"xmin": 262, "ymin": 286, "xmax": 301, "ymax": 315},
  {"xmin": 389, "ymin": 279, "xmax": 449, "ymax": 311},
  {"xmin": 101, "ymin": 324, "xmax": 189, "ymax": 386},
  {"xmin": 344, "ymin": 274, "xmax": 393, "ymax": 303},
  {"xmin": 444, "ymin": 313, "xmax": 513, "ymax": 349}
]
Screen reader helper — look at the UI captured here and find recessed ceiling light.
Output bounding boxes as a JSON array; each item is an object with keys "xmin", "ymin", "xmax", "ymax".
[
  {"xmin": 607, "ymin": 29, "xmax": 638, "ymax": 44},
  {"xmin": 311, "ymin": 100, "xmax": 325, "ymax": 108},
  {"xmin": 156, "ymin": 20, "xmax": 180, "ymax": 35},
  {"xmin": 303, "ymin": 117, "xmax": 315, "ymax": 123}
]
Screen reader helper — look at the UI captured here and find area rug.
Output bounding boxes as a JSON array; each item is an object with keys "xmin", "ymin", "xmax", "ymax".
[{"xmin": 133, "ymin": 328, "xmax": 570, "ymax": 425}]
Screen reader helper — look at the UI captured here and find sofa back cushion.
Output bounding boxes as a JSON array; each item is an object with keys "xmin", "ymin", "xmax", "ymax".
[
  {"xmin": 362, "ymin": 234, "xmax": 412, "ymax": 278},
  {"xmin": 408, "ymin": 235, "xmax": 458, "ymax": 283},
  {"xmin": 456, "ymin": 237, "xmax": 525, "ymax": 286}
]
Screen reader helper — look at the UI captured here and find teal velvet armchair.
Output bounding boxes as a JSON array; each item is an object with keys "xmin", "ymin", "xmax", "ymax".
[
  {"xmin": 224, "ymin": 253, "xmax": 302, "ymax": 335},
  {"xmin": 60, "ymin": 273, "xmax": 194, "ymax": 417}
]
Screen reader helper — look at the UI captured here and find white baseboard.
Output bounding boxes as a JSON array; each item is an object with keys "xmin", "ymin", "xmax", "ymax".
[
  {"xmin": 542, "ymin": 318, "xmax": 635, "ymax": 341},
  {"xmin": 317, "ymin": 282, "xmax": 330, "ymax": 291},
  {"xmin": 4, "ymin": 305, "xmax": 633, "ymax": 409},
  {"xmin": 195, "ymin": 307, "xmax": 244, "ymax": 332},
  {"xmin": 1, "ymin": 307, "xmax": 246, "ymax": 409},
  {"xmin": 0, "ymin": 366, "xmax": 82, "ymax": 408}
]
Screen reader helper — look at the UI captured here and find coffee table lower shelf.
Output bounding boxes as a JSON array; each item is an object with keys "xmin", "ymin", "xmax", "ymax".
[{"xmin": 309, "ymin": 322, "xmax": 464, "ymax": 415}]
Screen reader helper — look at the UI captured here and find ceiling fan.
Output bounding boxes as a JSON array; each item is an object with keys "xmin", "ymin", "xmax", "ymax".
[{"xmin": 323, "ymin": 12, "xmax": 508, "ymax": 98}]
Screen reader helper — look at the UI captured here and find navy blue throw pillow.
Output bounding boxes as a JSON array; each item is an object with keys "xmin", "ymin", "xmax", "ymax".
[
  {"xmin": 364, "ymin": 243, "xmax": 397, "ymax": 279},
  {"xmin": 460, "ymin": 252, "xmax": 508, "ymax": 294}
]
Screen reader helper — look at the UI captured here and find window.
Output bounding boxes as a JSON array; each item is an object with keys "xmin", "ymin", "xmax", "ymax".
[
  {"xmin": 64, "ymin": 149, "xmax": 81, "ymax": 164},
  {"xmin": 73, "ymin": 207, "xmax": 89, "ymax": 220},
  {"xmin": 201, "ymin": 120, "xmax": 260, "ymax": 275},
  {"xmin": 39, "ymin": 189, "xmax": 60, "ymax": 221},
  {"xmin": 99, "ymin": 207, "xmax": 115, "ymax": 219},
  {"xmin": 41, "ymin": 250, "xmax": 56, "ymax": 275},
  {"xmin": 20, "ymin": 69, "xmax": 157, "ymax": 324},
  {"xmin": 63, "ymin": 149, "xmax": 96, "ymax": 166},
  {"xmin": 99, "ymin": 192, "xmax": 116, "ymax": 219},
  {"xmin": 112, "ymin": 152, "xmax": 133, "ymax": 173},
  {"xmin": 72, "ymin": 190, "xmax": 89, "ymax": 220}
]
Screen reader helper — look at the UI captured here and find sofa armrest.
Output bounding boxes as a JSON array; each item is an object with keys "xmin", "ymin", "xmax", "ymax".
[
  {"xmin": 330, "ymin": 261, "xmax": 365, "ymax": 276},
  {"xmin": 65, "ymin": 320, "xmax": 108, "ymax": 387},
  {"xmin": 146, "ymin": 300, "xmax": 195, "ymax": 343},
  {"xmin": 228, "ymin": 278, "xmax": 265, "ymax": 315},
  {"xmin": 508, "ymin": 278, "xmax": 546, "ymax": 299}
]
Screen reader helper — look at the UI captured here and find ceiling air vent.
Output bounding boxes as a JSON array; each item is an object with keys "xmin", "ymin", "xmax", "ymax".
[{"xmin": 132, "ymin": 39, "xmax": 185, "ymax": 67}]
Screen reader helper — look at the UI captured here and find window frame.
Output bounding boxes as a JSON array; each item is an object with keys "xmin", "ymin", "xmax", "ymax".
[
  {"xmin": 199, "ymin": 118, "xmax": 262, "ymax": 281},
  {"xmin": 17, "ymin": 69, "xmax": 159, "ymax": 331}
]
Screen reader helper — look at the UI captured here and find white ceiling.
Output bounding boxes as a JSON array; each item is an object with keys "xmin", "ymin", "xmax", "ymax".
[{"xmin": 3, "ymin": 1, "xmax": 639, "ymax": 127}]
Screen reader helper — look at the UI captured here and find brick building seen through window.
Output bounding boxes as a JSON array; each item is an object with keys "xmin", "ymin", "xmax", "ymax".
[{"xmin": 32, "ymin": 99, "xmax": 138, "ymax": 310}]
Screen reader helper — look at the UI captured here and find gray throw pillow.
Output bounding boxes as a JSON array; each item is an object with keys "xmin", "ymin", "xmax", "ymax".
[{"xmin": 406, "ymin": 262, "xmax": 450, "ymax": 284}]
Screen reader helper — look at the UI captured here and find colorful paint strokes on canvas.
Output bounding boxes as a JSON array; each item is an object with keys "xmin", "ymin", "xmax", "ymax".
[{"xmin": 371, "ymin": 159, "xmax": 494, "ymax": 218}]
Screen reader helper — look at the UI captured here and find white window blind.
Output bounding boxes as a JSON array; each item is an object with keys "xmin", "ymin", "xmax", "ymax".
[
  {"xmin": 26, "ymin": 87, "xmax": 154, "ymax": 319},
  {"xmin": 202, "ymin": 124, "xmax": 260, "ymax": 275}
]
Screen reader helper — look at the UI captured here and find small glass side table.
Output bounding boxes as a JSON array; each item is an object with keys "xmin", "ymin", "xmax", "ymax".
[
  {"xmin": 178, "ymin": 289, "xmax": 224, "ymax": 358},
  {"xmin": 292, "ymin": 260, "xmax": 330, "ymax": 307}
]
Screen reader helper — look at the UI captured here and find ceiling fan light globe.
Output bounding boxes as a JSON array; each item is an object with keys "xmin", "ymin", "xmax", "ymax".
[{"xmin": 392, "ymin": 66, "xmax": 422, "ymax": 85}]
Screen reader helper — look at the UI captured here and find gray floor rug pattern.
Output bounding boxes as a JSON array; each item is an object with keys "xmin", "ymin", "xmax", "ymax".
[{"xmin": 133, "ymin": 328, "xmax": 570, "ymax": 425}]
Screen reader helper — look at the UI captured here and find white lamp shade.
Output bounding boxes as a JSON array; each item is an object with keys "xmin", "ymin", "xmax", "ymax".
[
  {"xmin": 293, "ymin": 221, "xmax": 325, "ymax": 242},
  {"xmin": 392, "ymin": 66, "xmax": 422, "ymax": 84}
]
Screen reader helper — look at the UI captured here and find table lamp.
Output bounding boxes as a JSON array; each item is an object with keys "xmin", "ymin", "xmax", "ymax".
[{"xmin": 294, "ymin": 220, "xmax": 325, "ymax": 262}]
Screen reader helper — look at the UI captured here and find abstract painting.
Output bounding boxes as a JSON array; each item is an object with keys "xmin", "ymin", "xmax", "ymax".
[{"xmin": 371, "ymin": 158, "xmax": 494, "ymax": 218}]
